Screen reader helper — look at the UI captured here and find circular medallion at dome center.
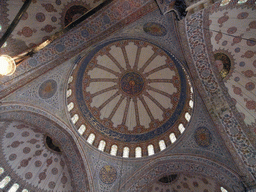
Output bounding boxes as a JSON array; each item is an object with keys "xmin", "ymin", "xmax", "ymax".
[
  {"xmin": 68, "ymin": 39, "xmax": 191, "ymax": 146},
  {"xmin": 120, "ymin": 72, "xmax": 144, "ymax": 95}
]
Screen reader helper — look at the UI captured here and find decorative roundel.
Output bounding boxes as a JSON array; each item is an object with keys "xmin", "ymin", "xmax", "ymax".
[
  {"xmin": 99, "ymin": 165, "xmax": 117, "ymax": 184},
  {"xmin": 39, "ymin": 79, "xmax": 57, "ymax": 99},
  {"xmin": 213, "ymin": 50, "xmax": 235, "ymax": 81},
  {"xmin": 120, "ymin": 72, "xmax": 144, "ymax": 95},
  {"xmin": 194, "ymin": 127, "xmax": 212, "ymax": 147},
  {"xmin": 143, "ymin": 22, "xmax": 167, "ymax": 36},
  {"xmin": 67, "ymin": 39, "xmax": 193, "ymax": 157}
]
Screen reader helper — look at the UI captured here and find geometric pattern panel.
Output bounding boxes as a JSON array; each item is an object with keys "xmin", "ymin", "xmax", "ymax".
[{"xmin": 20, "ymin": 73, "xmax": 61, "ymax": 110}]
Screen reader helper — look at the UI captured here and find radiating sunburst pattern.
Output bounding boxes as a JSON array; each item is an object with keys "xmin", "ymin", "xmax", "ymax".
[
  {"xmin": 83, "ymin": 40, "xmax": 180, "ymax": 133},
  {"xmin": 67, "ymin": 39, "xmax": 193, "ymax": 157}
]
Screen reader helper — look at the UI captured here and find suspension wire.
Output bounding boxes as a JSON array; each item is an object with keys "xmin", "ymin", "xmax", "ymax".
[{"xmin": 186, "ymin": 22, "xmax": 256, "ymax": 43}]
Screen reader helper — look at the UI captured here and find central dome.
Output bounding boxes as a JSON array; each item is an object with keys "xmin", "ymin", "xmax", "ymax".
[{"xmin": 67, "ymin": 39, "xmax": 193, "ymax": 157}]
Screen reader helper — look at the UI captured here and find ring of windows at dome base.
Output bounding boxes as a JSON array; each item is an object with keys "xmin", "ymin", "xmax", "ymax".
[
  {"xmin": 220, "ymin": 0, "xmax": 247, "ymax": 6},
  {"xmin": 0, "ymin": 167, "xmax": 29, "ymax": 192},
  {"xmin": 66, "ymin": 39, "xmax": 194, "ymax": 158}
]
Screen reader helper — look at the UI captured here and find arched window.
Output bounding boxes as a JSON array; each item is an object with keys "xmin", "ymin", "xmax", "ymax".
[
  {"xmin": 238, "ymin": 0, "xmax": 247, "ymax": 3},
  {"xmin": 123, "ymin": 147, "xmax": 129, "ymax": 158},
  {"xmin": 220, "ymin": 187, "xmax": 228, "ymax": 192},
  {"xmin": 98, "ymin": 140, "xmax": 106, "ymax": 151},
  {"xmin": 87, "ymin": 133, "xmax": 95, "ymax": 144},
  {"xmin": 220, "ymin": 0, "xmax": 231, "ymax": 6},
  {"xmin": 159, "ymin": 140, "xmax": 166, "ymax": 151},
  {"xmin": 68, "ymin": 76, "xmax": 73, "ymax": 83},
  {"xmin": 189, "ymin": 100, "xmax": 194, "ymax": 108},
  {"xmin": 135, "ymin": 147, "xmax": 142, "ymax": 158},
  {"xmin": 185, "ymin": 112, "xmax": 191, "ymax": 122},
  {"xmin": 8, "ymin": 183, "xmax": 19, "ymax": 192},
  {"xmin": 67, "ymin": 89, "xmax": 72, "ymax": 98},
  {"xmin": 78, "ymin": 125, "xmax": 86, "ymax": 135},
  {"xmin": 190, "ymin": 87, "xmax": 194, "ymax": 93},
  {"xmin": 110, "ymin": 145, "xmax": 118, "ymax": 156},
  {"xmin": 67, "ymin": 102, "xmax": 74, "ymax": 111},
  {"xmin": 0, "ymin": 176, "xmax": 11, "ymax": 189},
  {"xmin": 169, "ymin": 133, "xmax": 177, "ymax": 143},
  {"xmin": 71, "ymin": 114, "xmax": 79, "ymax": 124},
  {"xmin": 2, "ymin": 42, "xmax": 7, "ymax": 48},
  {"xmin": 147, "ymin": 144, "xmax": 154, "ymax": 156},
  {"xmin": 0, "ymin": 167, "xmax": 4, "ymax": 175},
  {"xmin": 178, "ymin": 123, "xmax": 185, "ymax": 134}
]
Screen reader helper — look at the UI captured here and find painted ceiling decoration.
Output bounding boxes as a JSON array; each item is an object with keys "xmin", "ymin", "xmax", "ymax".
[
  {"xmin": 1, "ymin": 0, "xmax": 256, "ymax": 191},
  {"xmin": 99, "ymin": 165, "xmax": 117, "ymax": 184},
  {"xmin": 182, "ymin": 0, "xmax": 256, "ymax": 186},
  {"xmin": 194, "ymin": 126, "xmax": 212, "ymax": 147},
  {"xmin": 0, "ymin": 121, "xmax": 73, "ymax": 191},
  {"xmin": 0, "ymin": 0, "xmax": 157, "ymax": 100},
  {"xmin": 144, "ymin": 174, "xmax": 229, "ymax": 192},
  {"xmin": 0, "ymin": 0, "xmax": 104, "ymax": 57},
  {"xmin": 0, "ymin": 110, "xmax": 91, "ymax": 192},
  {"xmin": 118, "ymin": 156, "xmax": 244, "ymax": 191},
  {"xmin": 67, "ymin": 39, "xmax": 194, "ymax": 157},
  {"xmin": 209, "ymin": 5, "xmax": 256, "ymax": 131}
]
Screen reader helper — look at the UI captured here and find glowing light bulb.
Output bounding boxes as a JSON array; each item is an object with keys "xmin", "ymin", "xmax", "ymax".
[{"xmin": 0, "ymin": 55, "xmax": 16, "ymax": 76}]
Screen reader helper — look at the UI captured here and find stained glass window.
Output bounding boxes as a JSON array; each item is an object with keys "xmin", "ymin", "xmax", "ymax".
[
  {"xmin": 8, "ymin": 183, "xmax": 19, "ymax": 192},
  {"xmin": 169, "ymin": 133, "xmax": 177, "ymax": 143},
  {"xmin": 78, "ymin": 125, "xmax": 86, "ymax": 135},
  {"xmin": 87, "ymin": 133, "xmax": 95, "ymax": 144},
  {"xmin": 2, "ymin": 42, "xmax": 7, "ymax": 48},
  {"xmin": 178, "ymin": 123, "xmax": 185, "ymax": 134},
  {"xmin": 67, "ymin": 102, "xmax": 74, "ymax": 111},
  {"xmin": 147, "ymin": 144, "xmax": 154, "ymax": 156},
  {"xmin": 185, "ymin": 112, "xmax": 191, "ymax": 122},
  {"xmin": 68, "ymin": 76, "xmax": 73, "ymax": 84},
  {"xmin": 67, "ymin": 89, "xmax": 72, "ymax": 98},
  {"xmin": 0, "ymin": 167, "xmax": 4, "ymax": 175},
  {"xmin": 0, "ymin": 176, "xmax": 11, "ymax": 189},
  {"xmin": 221, "ymin": 187, "xmax": 228, "ymax": 192},
  {"xmin": 135, "ymin": 147, "xmax": 142, "ymax": 158},
  {"xmin": 220, "ymin": 0, "xmax": 231, "ymax": 6},
  {"xmin": 110, "ymin": 145, "xmax": 118, "ymax": 156},
  {"xmin": 98, "ymin": 140, "xmax": 106, "ymax": 151},
  {"xmin": 123, "ymin": 147, "xmax": 129, "ymax": 158},
  {"xmin": 189, "ymin": 100, "xmax": 194, "ymax": 108},
  {"xmin": 238, "ymin": 0, "xmax": 247, "ymax": 3},
  {"xmin": 159, "ymin": 140, "xmax": 166, "ymax": 151},
  {"xmin": 71, "ymin": 114, "xmax": 79, "ymax": 124}
]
